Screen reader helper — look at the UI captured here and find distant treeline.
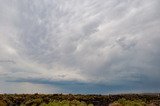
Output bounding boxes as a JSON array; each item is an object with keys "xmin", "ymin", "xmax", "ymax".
[{"xmin": 0, "ymin": 93, "xmax": 160, "ymax": 106}]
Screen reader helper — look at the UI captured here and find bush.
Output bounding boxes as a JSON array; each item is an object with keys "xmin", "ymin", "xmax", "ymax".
[
  {"xmin": 40, "ymin": 100, "xmax": 92, "ymax": 106},
  {"xmin": 109, "ymin": 103, "xmax": 122, "ymax": 106},
  {"xmin": 24, "ymin": 98, "xmax": 43, "ymax": 106},
  {"xmin": 113, "ymin": 98, "xmax": 146, "ymax": 106}
]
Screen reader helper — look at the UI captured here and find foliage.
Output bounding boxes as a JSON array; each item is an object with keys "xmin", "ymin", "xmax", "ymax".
[
  {"xmin": 0, "ymin": 93, "xmax": 159, "ymax": 106},
  {"xmin": 113, "ymin": 98, "xmax": 146, "ymax": 106},
  {"xmin": 40, "ymin": 100, "xmax": 90, "ymax": 106}
]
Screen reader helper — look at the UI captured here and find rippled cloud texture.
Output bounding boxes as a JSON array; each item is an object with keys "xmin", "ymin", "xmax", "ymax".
[{"xmin": 0, "ymin": 0, "xmax": 160, "ymax": 94}]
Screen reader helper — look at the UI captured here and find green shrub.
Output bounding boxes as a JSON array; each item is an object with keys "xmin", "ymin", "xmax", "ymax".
[
  {"xmin": 60, "ymin": 100, "xmax": 70, "ymax": 106},
  {"xmin": 40, "ymin": 100, "xmax": 92, "ymax": 106},
  {"xmin": 113, "ymin": 98, "xmax": 146, "ymax": 106},
  {"xmin": 109, "ymin": 103, "xmax": 122, "ymax": 106},
  {"xmin": 24, "ymin": 98, "xmax": 43, "ymax": 106},
  {"xmin": 88, "ymin": 104, "xmax": 94, "ymax": 106}
]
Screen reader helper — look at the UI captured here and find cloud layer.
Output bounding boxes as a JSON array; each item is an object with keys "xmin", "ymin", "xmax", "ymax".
[{"xmin": 0, "ymin": 0, "xmax": 160, "ymax": 94}]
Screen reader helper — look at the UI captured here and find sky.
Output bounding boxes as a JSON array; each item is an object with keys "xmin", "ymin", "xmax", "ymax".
[{"xmin": 0, "ymin": 0, "xmax": 160, "ymax": 94}]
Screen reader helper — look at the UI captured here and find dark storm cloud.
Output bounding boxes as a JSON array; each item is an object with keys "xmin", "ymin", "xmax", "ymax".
[{"xmin": 0, "ymin": 0, "xmax": 160, "ymax": 93}]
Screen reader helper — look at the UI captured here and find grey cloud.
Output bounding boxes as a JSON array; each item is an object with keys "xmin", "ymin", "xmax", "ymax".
[{"xmin": 0, "ymin": 0, "xmax": 160, "ymax": 93}]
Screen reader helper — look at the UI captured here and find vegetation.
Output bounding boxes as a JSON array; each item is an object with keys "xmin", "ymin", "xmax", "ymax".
[
  {"xmin": 0, "ymin": 93, "xmax": 159, "ymax": 106},
  {"xmin": 111, "ymin": 98, "xmax": 146, "ymax": 106},
  {"xmin": 39, "ymin": 100, "xmax": 93, "ymax": 106}
]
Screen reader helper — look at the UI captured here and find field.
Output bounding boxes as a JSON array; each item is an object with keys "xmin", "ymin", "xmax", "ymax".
[{"xmin": 0, "ymin": 93, "xmax": 160, "ymax": 106}]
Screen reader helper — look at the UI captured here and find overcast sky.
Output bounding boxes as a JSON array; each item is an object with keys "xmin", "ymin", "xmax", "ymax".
[{"xmin": 0, "ymin": 0, "xmax": 160, "ymax": 94}]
